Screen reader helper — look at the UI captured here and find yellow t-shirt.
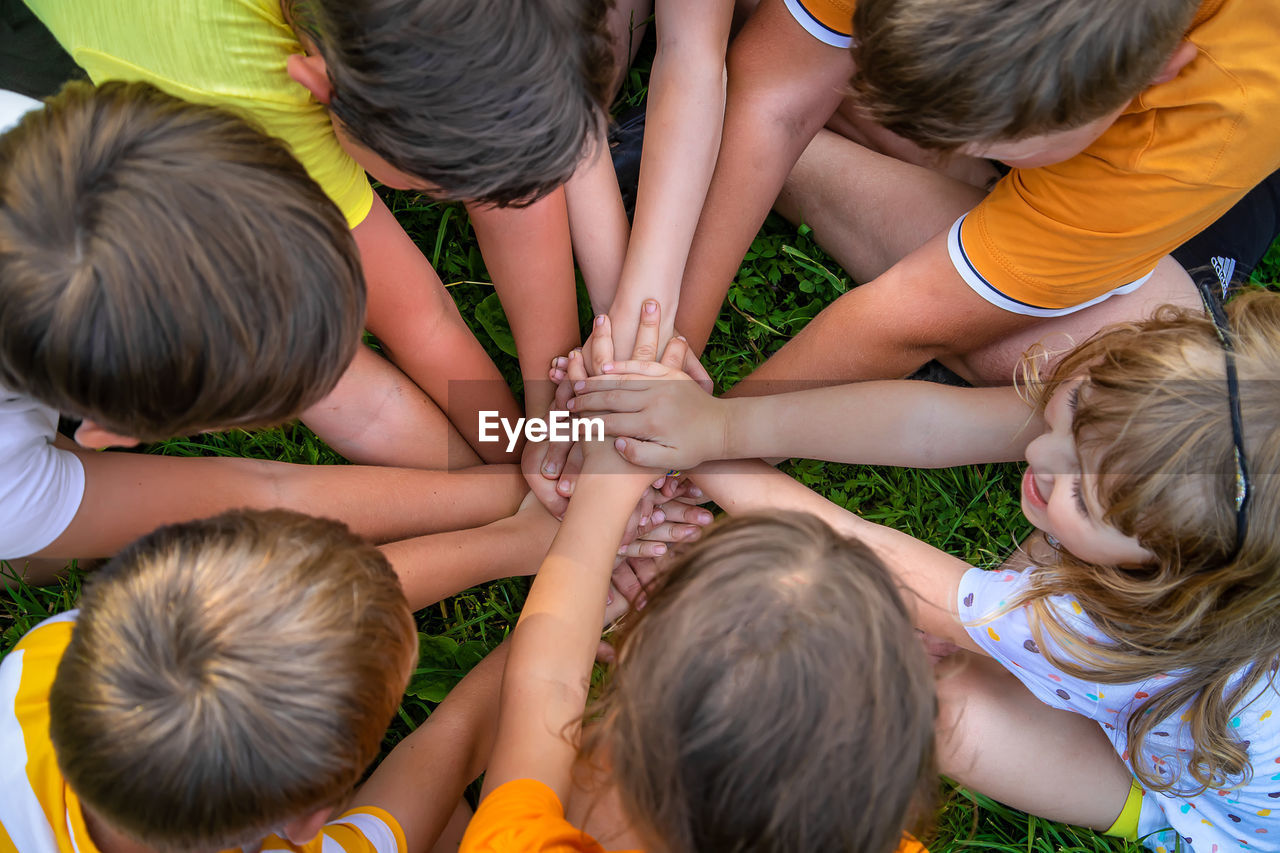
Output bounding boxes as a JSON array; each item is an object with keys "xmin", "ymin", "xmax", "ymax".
[
  {"xmin": 24, "ymin": 0, "xmax": 374, "ymax": 229},
  {"xmin": 951, "ymin": 0, "xmax": 1280, "ymax": 313},
  {"xmin": 461, "ymin": 778, "xmax": 928, "ymax": 853},
  {"xmin": 0, "ymin": 614, "xmax": 405, "ymax": 853}
]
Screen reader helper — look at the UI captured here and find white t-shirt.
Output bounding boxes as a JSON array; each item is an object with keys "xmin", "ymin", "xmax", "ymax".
[
  {"xmin": 0, "ymin": 92, "xmax": 86, "ymax": 559},
  {"xmin": 960, "ymin": 567, "xmax": 1280, "ymax": 853},
  {"xmin": 0, "ymin": 385, "xmax": 84, "ymax": 559}
]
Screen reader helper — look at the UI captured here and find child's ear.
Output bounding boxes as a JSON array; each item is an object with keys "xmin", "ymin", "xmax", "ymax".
[
  {"xmin": 281, "ymin": 808, "xmax": 331, "ymax": 845},
  {"xmin": 1152, "ymin": 40, "xmax": 1198, "ymax": 86},
  {"xmin": 286, "ymin": 52, "xmax": 333, "ymax": 105},
  {"xmin": 73, "ymin": 420, "xmax": 140, "ymax": 450}
]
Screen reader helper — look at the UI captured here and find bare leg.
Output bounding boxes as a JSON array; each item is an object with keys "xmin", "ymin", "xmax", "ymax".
[
  {"xmin": 301, "ymin": 345, "xmax": 483, "ymax": 470},
  {"xmin": 935, "ymin": 651, "xmax": 1132, "ymax": 830},
  {"xmin": 774, "ymin": 128, "xmax": 986, "ymax": 283},
  {"xmin": 950, "ymin": 255, "xmax": 1201, "ymax": 384}
]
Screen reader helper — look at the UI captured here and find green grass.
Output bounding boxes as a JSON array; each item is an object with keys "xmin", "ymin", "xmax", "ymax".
[{"xmin": 4, "ymin": 59, "xmax": 1279, "ymax": 847}]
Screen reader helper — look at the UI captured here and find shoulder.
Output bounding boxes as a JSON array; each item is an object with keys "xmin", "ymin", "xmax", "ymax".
[{"xmin": 256, "ymin": 806, "xmax": 408, "ymax": 853}]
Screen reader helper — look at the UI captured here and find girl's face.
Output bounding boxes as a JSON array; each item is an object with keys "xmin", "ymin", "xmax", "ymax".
[{"xmin": 1021, "ymin": 380, "xmax": 1155, "ymax": 566}]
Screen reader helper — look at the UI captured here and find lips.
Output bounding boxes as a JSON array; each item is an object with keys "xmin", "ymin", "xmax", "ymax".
[{"xmin": 1022, "ymin": 468, "xmax": 1048, "ymax": 510}]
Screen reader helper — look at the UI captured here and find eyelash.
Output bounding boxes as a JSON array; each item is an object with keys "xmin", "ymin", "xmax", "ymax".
[{"xmin": 1071, "ymin": 479, "xmax": 1089, "ymax": 516}]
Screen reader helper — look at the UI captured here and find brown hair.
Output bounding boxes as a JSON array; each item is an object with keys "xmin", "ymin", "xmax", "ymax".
[
  {"xmin": 48, "ymin": 509, "xmax": 417, "ymax": 852},
  {"xmin": 850, "ymin": 0, "xmax": 1200, "ymax": 150},
  {"xmin": 287, "ymin": 0, "xmax": 614, "ymax": 206},
  {"xmin": 0, "ymin": 80, "xmax": 366, "ymax": 441},
  {"xmin": 585, "ymin": 513, "xmax": 936, "ymax": 853},
  {"xmin": 1013, "ymin": 289, "xmax": 1280, "ymax": 793}
]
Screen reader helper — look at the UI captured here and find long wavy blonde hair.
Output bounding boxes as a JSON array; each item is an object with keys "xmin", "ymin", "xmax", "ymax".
[{"xmin": 1012, "ymin": 289, "xmax": 1280, "ymax": 794}]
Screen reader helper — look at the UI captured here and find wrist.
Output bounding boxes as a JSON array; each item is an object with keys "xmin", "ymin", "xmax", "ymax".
[{"xmin": 719, "ymin": 397, "xmax": 751, "ymax": 459}]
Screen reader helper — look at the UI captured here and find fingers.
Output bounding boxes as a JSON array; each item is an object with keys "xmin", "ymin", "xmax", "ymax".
[
  {"xmin": 683, "ymin": 347, "xmax": 715, "ymax": 394},
  {"xmin": 539, "ymin": 437, "xmax": 573, "ymax": 480},
  {"xmin": 617, "ymin": 538, "xmax": 669, "ymax": 558},
  {"xmin": 632, "ymin": 299, "xmax": 661, "ymax": 362},
  {"xmin": 654, "ymin": 500, "xmax": 714, "ymax": 527},
  {"xmin": 525, "ymin": 475, "xmax": 569, "ymax": 519},
  {"xmin": 567, "ymin": 390, "xmax": 644, "ymax": 416},
  {"xmin": 555, "ymin": 442, "xmax": 584, "ymax": 498},
  {"xmin": 658, "ymin": 334, "xmax": 689, "ymax": 370},
  {"xmin": 639, "ymin": 521, "xmax": 703, "ymax": 544},
  {"xmin": 548, "ymin": 354, "xmax": 568, "ymax": 384},
  {"xmin": 565, "ymin": 348, "xmax": 589, "ymax": 385},
  {"xmin": 587, "ymin": 314, "xmax": 616, "ymax": 375},
  {"xmin": 613, "ymin": 437, "xmax": 677, "ymax": 470}
]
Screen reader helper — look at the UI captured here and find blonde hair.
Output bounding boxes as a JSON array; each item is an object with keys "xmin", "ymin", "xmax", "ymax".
[
  {"xmin": 48, "ymin": 510, "xmax": 417, "ymax": 852},
  {"xmin": 1013, "ymin": 289, "xmax": 1280, "ymax": 794},
  {"xmin": 584, "ymin": 513, "xmax": 936, "ymax": 853}
]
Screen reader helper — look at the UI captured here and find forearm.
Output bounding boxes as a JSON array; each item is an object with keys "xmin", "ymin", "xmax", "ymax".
[
  {"xmin": 37, "ymin": 451, "xmax": 527, "ymax": 559},
  {"xmin": 690, "ymin": 460, "xmax": 977, "ymax": 648},
  {"xmin": 565, "ymin": 129, "xmax": 631, "ymax": 313},
  {"xmin": 379, "ymin": 506, "xmax": 556, "ymax": 611},
  {"xmin": 470, "ymin": 192, "xmax": 581, "ymax": 417},
  {"xmin": 355, "ymin": 642, "xmax": 511, "ymax": 853},
  {"xmin": 607, "ymin": 8, "xmax": 732, "ymax": 357},
  {"xmin": 675, "ymin": 0, "xmax": 850, "ymax": 352},
  {"xmin": 721, "ymin": 383, "xmax": 1034, "ymax": 466}
]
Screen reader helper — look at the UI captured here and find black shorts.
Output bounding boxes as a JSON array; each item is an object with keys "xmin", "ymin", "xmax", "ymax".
[{"xmin": 1172, "ymin": 169, "xmax": 1280, "ymax": 289}]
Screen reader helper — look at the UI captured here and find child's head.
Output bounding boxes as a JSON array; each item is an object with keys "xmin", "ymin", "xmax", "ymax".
[
  {"xmin": 849, "ymin": 0, "xmax": 1199, "ymax": 164},
  {"xmin": 48, "ymin": 509, "xmax": 417, "ymax": 852},
  {"xmin": 587, "ymin": 513, "xmax": 936, "ymax": 853},
  {"xmin": 284, "ymin": 0, "xmax": 614, "ymax": 205},
  {"xmin": 1018, "ymin": 289, "xmax": 1280, "ymax": 791},
  {"xmin": 0, "ymin": 80, "xmax": 366, "ymax": 444}
]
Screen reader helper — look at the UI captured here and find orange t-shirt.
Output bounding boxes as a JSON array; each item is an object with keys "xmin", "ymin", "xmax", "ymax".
[
  {"xmin": 952, "ymin": 0, "xmax": 1280, "ymax": 313},
  {"xmin": 460, "ymin": 779, "xmax": 928, "ymax": 853},
  {"xmin": 783, "ymin": 0, "xmax": 854, "ymax": 47}
]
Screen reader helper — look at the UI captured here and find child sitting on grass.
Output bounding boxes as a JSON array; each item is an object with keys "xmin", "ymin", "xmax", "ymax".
[
  {"xmin": 0, "ymin": 81, "xmax": 539, "ymax": 591},
  {"xmin": 24, "ymin": 0, "xmax": 615, "ymax": 470},
  {"xmin": 0, "ymin": 508, "xmax": 509, "ymax": 853},
  {"xmin": 570, "ymin": 290, "xmax": 1280, "ymax": 851},
  {"xmin": 462, "ymin": 313, "xmax": 936, "ymax": 853}
]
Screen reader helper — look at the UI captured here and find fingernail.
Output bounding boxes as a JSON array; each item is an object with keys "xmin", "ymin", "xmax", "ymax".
[
  {"xmin": 654, "ymin": 544, "xmax": 667, "ymax": 555},
  {"xmin": 568, "ymin": 349, "xmax": 578, "ymax": 360},
  {"xmin": 607, "ymin": 591, "xmax": 614, "ymax": 604},
  {"xmin": 560, "ymin": 481, "xmax": 574, "ymax": 495},
  {"xmin": 640, "ymin": 515, "xmax": 649, "ymax": 527},
  {"xmin": 566, "ymin": 398, "xmax": 576, "ymax": 410},
  {"xmin": 690, "ymin": 486, "xmax": 703, "ymax": 497},
  {"xmin": 698, "ymin": 511, "xmax": 712, "ymax": 524},
  {"xmin": 644, "ymin": 300, "xmax": 657, "ymax": 314},
  {"xmin": 652, "ymin": 509, "xmax": 665, "ymax": 524},
  {"xmin": 543, "ymin": 462, "xmax": 557, "ymax": 475},
  {"xmin": 676, "ymin": 335, "xmax": 687, "ymax": 342},
  {"xmin": 617, "ymin": 546, "xmax": 627, "ymax": 555},
  {"xmin": 614, "ymin": 437, "xmax": 626, "ymax": 451},
  {"xmin": 601, "ymin": 362, "xmax": 614, "ymax": 373},
  {"xmin": 596, "ymin": 313, "xmax": 606, "ymax": 326},
  {"xmin": 573, "ymin": 380, "xmax": 585, "ymax": 392}
]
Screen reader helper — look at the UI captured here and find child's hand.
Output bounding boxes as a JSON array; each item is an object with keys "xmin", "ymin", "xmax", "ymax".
[
  {"xmin": 618, "ymin": 498, "xmax": 713, "ymax": 558},
  {"xmin": 569, "ymin": 337, "xmax": 728, "ymax": 472}
]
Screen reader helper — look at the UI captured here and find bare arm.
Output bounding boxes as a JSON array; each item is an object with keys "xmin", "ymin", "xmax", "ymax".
[
  {"xmin": 469, "ymin": 190, "xmax": 581, "ymax": 420},
  {"xmin": 482, "ymin": 451, "xmax": 652, "ymax": 801},
  {"xmin": 676, "ymin": 0, "xmax": 853, "ymax": 352},
  {"xmin": 350, "ymin": 642, "xmax": 510, "ymax": 853},
  {"xmin": 31, "ymin": 447, "xmax": 525, "ymax": 560},
  {"xmin": 605, "ymin": 0, "xmax": 734, "ymax": 358},
  {"xmin": 353, "ymin": 194, "xmax": 522, "ymax": 463},
  {"xmin": 728, "ymin": 229, "xmax": 1042, "ymax": 395},
  {"xmin": 573, "ymin": 361, "xmax": 1038, "ymax": 470},
  {"xmin": 690, "ymin": 459, "xmax": 980, "ymax": 652}
]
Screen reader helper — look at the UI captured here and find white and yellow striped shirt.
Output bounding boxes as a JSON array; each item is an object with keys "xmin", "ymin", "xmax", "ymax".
[{"xmin": 0, "ymin": 614, "xmax": 405, "ymax": 853}]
